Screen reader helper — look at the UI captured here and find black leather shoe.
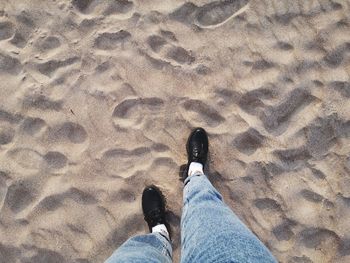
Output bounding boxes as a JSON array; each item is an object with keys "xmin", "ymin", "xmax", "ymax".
[
  {"xmin": 187, "ymin": 127, "xmax": 208, "ymax": 166},
  {"xmin": 142, "ymin": 186, "xmax": 167, "ymax": 232}
]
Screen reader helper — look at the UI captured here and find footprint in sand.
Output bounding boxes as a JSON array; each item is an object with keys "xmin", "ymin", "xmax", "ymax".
[
  {"xmin": 238, "ymin": 86, "xmax": 277, "ymax": 115},
  {"xmin": 94, "ymin": 30, "xmax": 131, "ymax": 50},
  {"xmin": 72, "ymin": 0, "xmax": 134, "ymax": 17},
  {"xmin": 103, "ymin": 0, "xmax": 134, "ymax": 16},
  {"xmin": 36, "ymin": 187, "xmax": 97, "ymax": 212},
  {"xmin": 20, "ymin": 117, "xmax": 46, "ymax": 136},
  {"xmin": 0, "ymin": 126, "xmax": 15, "ymax": 145},
  {"xmin": 166, "ymin": 46, "xmax": 195, "ymax": 65},
  {"xmin": 22, "ymin": 94, "xmax": 62, "ymax": 111},
  {"xmin": 10, "ymin": 11, "xmax": 36, "ymax": 48},
  {"xmin": 101, "ymin": 147, "xmax": 153, "ymax": 178},
  {"xmin": 147, "ymin": 35, "xmax": 167, "ymax": 53},
  {"xmin": 48, "ymin": 122, "xmax": 88, "ymax": 144},
  {"xmin": 298, "ymin": 227, "xmax": 341, "ymax": 258},
  {"xmin": 71, "ymin": 0, "xmax": 94, "ymax": 13},
  {"xmin": 43, "ymin": 151, "xmax": 68, "ymax": 170},
  {"xmin": 7, "ymin": 148, "xmax": 43, "ymax": 170},
  {"xmin": 170, "ymin": 0, "xmax": 250, "ymax": 29},
  {"xmin": 259, "ymin": 88, "xmax": 315, "ymax": 135},
  {"xmin": 180, "ymin": 99, "xmax": 225, "ymax": 127},
  {"xmin": 23, "ymin": 248, "xmax": 65, "ymax": 263},
  {"xmin": 273, "ymin": 220, "xmax": 296, "ymax": 242},
  {"xmin": 233, "ymin": 128, "xmax": 265, "ymax": 155},
  {"xmin": 34, "ymin": 35, "xmax": 61, "ymax": 52},
  {"xmin": 144, "ymin": 32, "xmax": 195, "ymax": 68},
  {"xmin": 7, "ymin": 148, "xmax": 69, "ymax": 171},
  {"xmin": 101, "ymin": 145, "xmax": 173, "ymax": 180},
  {"xmin": 195, "ymin": 0, "xmax": 250, "ymax": 28},
  {"xmin": 4, "ymin": 179, "xmax": 38, "ymax": 213},
  {"xmin": 0, "ymin": 53, "xmax": 22, "ymax": 75},
  {"xmin": 0, "ymin": 108, "xmax": 23, "ymax": 124},
  {"xmin": 112, "ymin": 97, "xmax": 164, "ymax": 129},
  {"xmin": 0, "ymin": 21, "xmax": 15, "ymax": 41},
  {"xmin": 36, "ymin": 56, "xmax": 79, "ymax": 77},
  {"xmin": 300, "ymin": 189, "xmax": 324, "ymax": 203},
  {"xmin": 328, "ymin": 81, "xmax": 350, "ymax": 98},
  {"xmin": 254, "ymin": 198, "xmax": 282, "ymax": 212}
]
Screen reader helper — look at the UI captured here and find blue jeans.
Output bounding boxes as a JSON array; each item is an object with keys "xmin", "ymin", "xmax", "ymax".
[{"xmin": 105, "ymin": 174, "xmax": 277, "ymax": 263}]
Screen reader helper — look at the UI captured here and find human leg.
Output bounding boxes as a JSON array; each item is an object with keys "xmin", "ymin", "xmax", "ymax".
[
  {"xmin": 181, "ymin": 173, "xmax": 276, "ymax": 263},
  {"xmin": 180, "ymin": 127, "xmax": 276, "ymax": 263},
  {"xmin": 105, "ymin": 232, "xmax": 172, "ymax": 263},
  {"xmin": 105, "ymin": 186, "xmax": 172, "ymax": 263}
]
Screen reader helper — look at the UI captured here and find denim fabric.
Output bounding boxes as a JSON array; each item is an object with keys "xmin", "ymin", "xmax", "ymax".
[
  {"xmin": 181, "ymin": 173, "xmax": 277, "ymax": 263},
  {"xmin": 105, "ymin": 173, "xmax": 277, "ymax": 263},
  {"xmin": 105, "ymin": 232, "xmax": 172, "ymax": 263}
]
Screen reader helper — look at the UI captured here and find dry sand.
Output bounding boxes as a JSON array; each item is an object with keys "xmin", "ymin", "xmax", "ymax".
[{"xmin": 0, "ymin": 0, "xmax": 350, "ymax": 262}]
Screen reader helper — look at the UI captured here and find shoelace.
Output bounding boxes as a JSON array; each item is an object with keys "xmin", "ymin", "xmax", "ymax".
[
  {"xmin": 193, "ymin": 147, "xmax": 200, "ymax": 157},
  {"xmin": 144, "ymin": 208, "xmax": 164, "ymax": 225}
]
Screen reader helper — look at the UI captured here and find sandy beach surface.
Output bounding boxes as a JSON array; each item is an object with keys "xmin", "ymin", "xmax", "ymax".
[{"xmin": 1, "ymin": 0, "xmax": 350, "ymax": 262}]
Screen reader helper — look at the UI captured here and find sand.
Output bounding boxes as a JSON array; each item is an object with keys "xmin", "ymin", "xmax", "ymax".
[{"xmin": 0, "ymin": 0, "xmax": 350, "ymax": 262}]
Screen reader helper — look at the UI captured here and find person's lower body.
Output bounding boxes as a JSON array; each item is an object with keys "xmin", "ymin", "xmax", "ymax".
[
  {"xmin": 105, "ymin": 127, "xmax": 276, "ymax": 263},
  {"xmin": 105, "ymin": 232, "xmax": 172, "ymax": 263},
  {"xmin": 105, "ymin": 185, "xmax": 172, "ymax": 263},
  {"xmin": 181, "ymin": 172, "xmax": 277, "ymax": 263}
]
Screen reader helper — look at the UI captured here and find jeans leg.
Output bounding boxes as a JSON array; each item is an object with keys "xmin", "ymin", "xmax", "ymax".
[
  {"xmin": 105, "ymin": 232, "xmax": 172, "ymax": 263},
  {"xmin": 180, "ymin": 174, "xmax": 277, "ymax": 263}
]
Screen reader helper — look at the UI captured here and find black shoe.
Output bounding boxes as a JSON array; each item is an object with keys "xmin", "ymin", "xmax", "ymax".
[
  {"xmin": 186, "ymin": 127, "xmax": 208, "ymax": 170},
  {"xmin": 142, "ymin": 185, "xmax": 167, "ymax": 232}
]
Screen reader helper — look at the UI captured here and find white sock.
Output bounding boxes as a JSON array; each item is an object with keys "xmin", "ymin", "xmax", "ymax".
[
  {"xmin": 188, "ymin": 162, "xmax": 204, "ymax": 177},
  {"xmin": 152, "ymin": 224, "xmax": 169, "ymax": 240}
]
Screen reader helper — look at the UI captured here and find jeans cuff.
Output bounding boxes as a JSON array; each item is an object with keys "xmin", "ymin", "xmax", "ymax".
[
  {"xmin": 154, "ymin": 232, "xmax": 172, "ymax": 259},
  {"xmin": 184, "ymin": 172, "xmax": 204, "ymax": 186}
]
